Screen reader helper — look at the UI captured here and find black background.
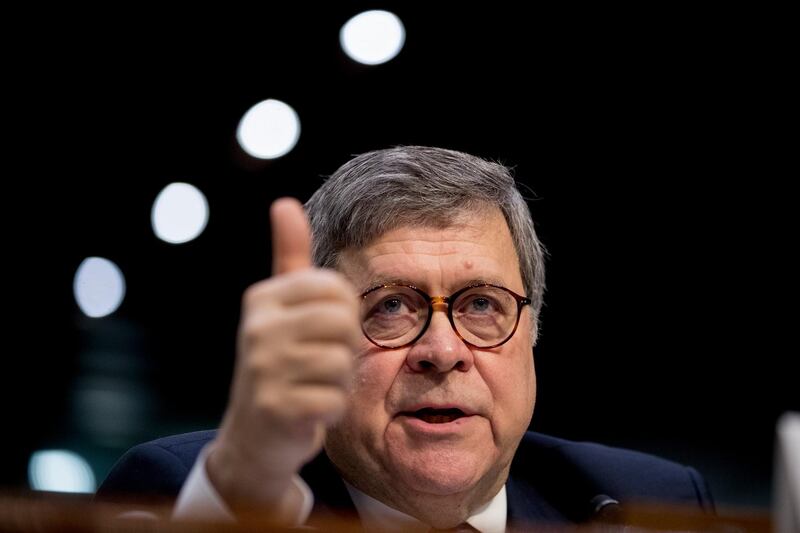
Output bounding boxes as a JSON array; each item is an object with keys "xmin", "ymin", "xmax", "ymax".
[{"xmin": 5, "ymin": 3, "xmax": 795, "ymax": 510}]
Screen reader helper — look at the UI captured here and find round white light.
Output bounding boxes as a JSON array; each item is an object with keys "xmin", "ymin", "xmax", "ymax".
[
  {"xmin": 73, "ymin": 257, "xmax": 126, "ymax": 318},
  {"xmin": 151, "ymin": 182, "xmax": 209, "ymax": 244},
  {"xmin": 236, "ymin": 99, "xmax": 301, "ymax": 159},
  {"xmin": 340, "ymin": 10, "xmax": 405, "ymax": 65},
  {"xmin": 28, "ymin": 450, "xmax": 96, "ymax": 493}
]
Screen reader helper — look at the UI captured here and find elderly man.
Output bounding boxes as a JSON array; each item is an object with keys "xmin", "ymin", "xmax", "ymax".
[{"xmin": 98, "ymin": 146, "xmax": 713, "ymax": 530}]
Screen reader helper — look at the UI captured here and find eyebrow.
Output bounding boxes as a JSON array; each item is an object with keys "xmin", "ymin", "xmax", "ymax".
[{"xmin": 359, "ymin": 277, "xmax": 508, "ymax": 295}]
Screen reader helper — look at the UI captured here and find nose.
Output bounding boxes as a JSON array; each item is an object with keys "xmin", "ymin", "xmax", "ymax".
[{"xmin": 405, "ymin": 309, "xmax": 475, "ymax": 373}]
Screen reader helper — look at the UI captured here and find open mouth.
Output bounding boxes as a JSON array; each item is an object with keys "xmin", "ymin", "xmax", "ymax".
[{"xmin": 404, "ymin": 407, "xmax": 466, "ymax": 424}]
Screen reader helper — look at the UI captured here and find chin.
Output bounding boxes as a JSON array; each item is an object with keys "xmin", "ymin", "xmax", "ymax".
[{"xmin": 388, "ymin": 446, "xmax": 488, "ymax": 496}]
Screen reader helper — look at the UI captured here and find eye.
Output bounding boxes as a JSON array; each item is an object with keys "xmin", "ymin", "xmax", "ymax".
[
  {"xmin": 382, "ymin": 297, "xmax": 403, "ymax": 313},
  {"xmin": 470, "ymin": 297, "xmax": 491, "ymax": 312},
  {"xmin": 365, "ymin": 292, "xmax": 419, "ymax": 319},
  {"xmin": 457, "ymin": 294, "xmax": 499, "ymax": 316}
]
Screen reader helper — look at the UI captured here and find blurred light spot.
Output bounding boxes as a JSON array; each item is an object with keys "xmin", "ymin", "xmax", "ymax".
[
  {"xmin": 28, "ymin": 450, "xmax": 96, "ymax": 493},
  {"xmin": 236, "ymin": 99, "xmax": 300, "ymax": 159},
  {"xmin": 151, "ymin": 182, "xmax": 209, "ymax": 244},
  {"xmin": 73, "ymin": 374, "xmax": 152, "ymax": 447},
  {"xmin": 340, "ymin": 10, "xmax": 405, "ymax": 65},
  {"xmin": 74, "ymin": 257, "xmax": 126, "ymax": 318}
]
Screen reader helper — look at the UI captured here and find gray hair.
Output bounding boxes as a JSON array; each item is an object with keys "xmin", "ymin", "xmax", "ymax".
[{"xmin": 305, "ymin": 146, "xmax": 546, "ymax": 342}]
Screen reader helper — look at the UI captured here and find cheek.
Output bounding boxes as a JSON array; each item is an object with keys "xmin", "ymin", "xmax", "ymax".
[
  {"xmin": 481, "ymin": 348, "xmax": 535, "ymax": 435},
  {"xmin": 344, "ymin": 347, "xmax": 407, "ymax": 427}
]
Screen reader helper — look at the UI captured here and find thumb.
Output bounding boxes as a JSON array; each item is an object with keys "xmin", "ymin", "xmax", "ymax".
[{"xmin": 270, "ymin": 197, "xmax": 313, "ymax": 276}]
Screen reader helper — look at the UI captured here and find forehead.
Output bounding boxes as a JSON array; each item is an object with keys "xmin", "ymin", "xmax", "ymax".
[{"xmin": 337, "ymin": 208, "xmax": 523, "ymax": 294}]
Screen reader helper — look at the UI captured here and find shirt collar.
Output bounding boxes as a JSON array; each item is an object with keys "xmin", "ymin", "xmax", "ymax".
[{"xmin": 343, "ymin": 481, "xmax": 507, "ymax": 533}]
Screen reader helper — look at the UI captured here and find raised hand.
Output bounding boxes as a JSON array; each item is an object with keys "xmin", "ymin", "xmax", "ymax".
[{"xmin": 206, "ymin": 198, "xmax": 360, "ymax": 520}]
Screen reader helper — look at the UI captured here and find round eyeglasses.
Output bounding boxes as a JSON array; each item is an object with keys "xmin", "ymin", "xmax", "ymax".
[{"xmin": 359, "ymin": 284, "xmax": 531, "ymax": 349}]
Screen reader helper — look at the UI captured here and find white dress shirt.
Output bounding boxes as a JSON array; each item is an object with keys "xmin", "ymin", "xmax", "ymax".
[
  {"xmin": 173, "ymin": 443, "xmax": 507, "ymax": 532},
  {"xmin": 172, "ymin": 444, "xmax": 314, "ymax": 525},
  {"xmin": 344, "ymin": 480, "xmax": 506, "ymax": 533}
]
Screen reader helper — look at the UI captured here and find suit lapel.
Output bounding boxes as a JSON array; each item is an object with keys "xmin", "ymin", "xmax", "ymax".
[
  {"xmin": 506, "ymin": 471, "xmax": 569, "ymax": 528},
  {"xmin": 300, "ymin": 451, "xmax": 362, "ymax": 531}
]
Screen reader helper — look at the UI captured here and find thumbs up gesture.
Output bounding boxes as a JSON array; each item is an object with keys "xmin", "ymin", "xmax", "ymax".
[{"xmin": 206, "ymin": 198, "xmax": 360, "ymax": 519}]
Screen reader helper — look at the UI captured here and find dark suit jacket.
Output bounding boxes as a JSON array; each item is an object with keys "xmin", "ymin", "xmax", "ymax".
[{"xmin": 96, "ymin": 430, "xmax": 714, "ymax": 528}]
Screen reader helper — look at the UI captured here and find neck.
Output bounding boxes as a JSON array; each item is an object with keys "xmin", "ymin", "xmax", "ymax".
[{"xmin": 339, "ymin": 463, "xmax": 509, "ymax": 529}]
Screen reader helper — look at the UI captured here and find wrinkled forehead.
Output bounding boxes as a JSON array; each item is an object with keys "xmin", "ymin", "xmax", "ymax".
[
  {"xmin": 335, "ymin": 208, "xmax": 524, "ymax": 294},
  {"xmin": 342, "ymin": 202, "xmax": 503, "ymax": 251}
]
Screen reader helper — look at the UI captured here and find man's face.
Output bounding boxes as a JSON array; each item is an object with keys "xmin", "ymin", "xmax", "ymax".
[{"xmin": 325, "ymin": 207, "xmax": 536, "ymax": 506}]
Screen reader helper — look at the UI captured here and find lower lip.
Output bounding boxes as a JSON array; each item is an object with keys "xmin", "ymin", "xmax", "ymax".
[{"xmin": 396, "ymin": 414, "xmax": 479, "ymax": 435}]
